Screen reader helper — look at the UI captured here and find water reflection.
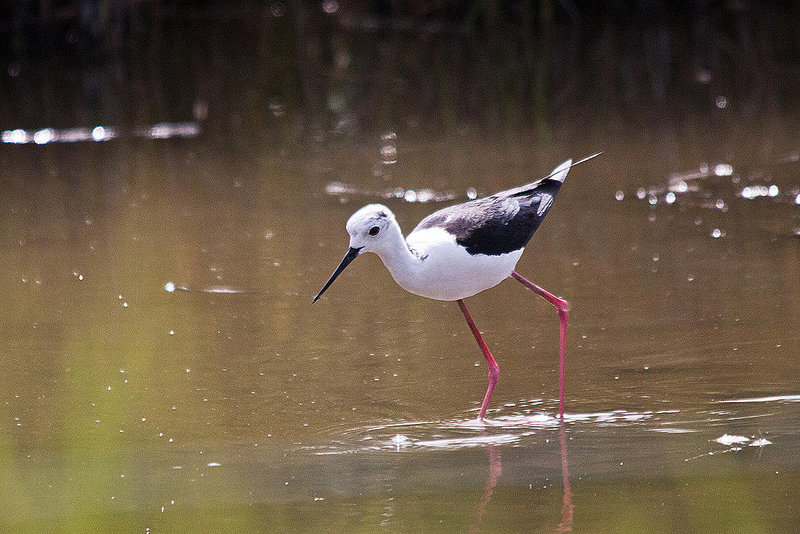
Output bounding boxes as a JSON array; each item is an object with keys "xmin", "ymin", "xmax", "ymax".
[
  {"xmin": 469, "ymin": 440, "xmax": 502, "ymax": 534},
  {"xmin": 557, "ymin": 418, "xmax": 574, "ymax": 533},
  {"xmin": 1, "ymin": 121, "xmax": 200, "ymax": 144},
  {"xmin": 718, "ymin": 394, "xmax": 800, "ymax": 404},
  {"xmin": 324, "ymin": 180, "xmax": 459, "ymax": 204},
  {"xmin": 471, "ymin": 418, "xmax": 573, "ymax": 533},
  {"xmin": 615, "ymin": 154, "xmax": 800, "ymax": 241},
  {"xmin": 623, "ymin": 160, "xmax": 799, "ymax": 207},
  {"xmin": 379, "ymin": 132, "xmax": 398, "ymax": 165},
  {"xmin": 298, "ymin": 411, "xmax": 577, "ymax": 532},
  {"xmin": 163, "ymin": 281, "xmax": 253, "ymax": 295}
]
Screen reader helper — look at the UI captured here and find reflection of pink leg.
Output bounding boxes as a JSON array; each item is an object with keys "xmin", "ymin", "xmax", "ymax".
[
  {"xmin": 557, "ymin": 416, "xmax": 573, "ymax": 533},
  {"xmin": 510, "ymin": 271, "xmax": 568, "ymax": 415},
  {"xmin": 470, "ymin": 442, "xmax": 502, "ymax": 534},
  {"xmin": 457, "ymin": 299, "xmax": 498, "ymax": 420}
]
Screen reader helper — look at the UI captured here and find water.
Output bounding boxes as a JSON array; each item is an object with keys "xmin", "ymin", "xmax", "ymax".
[
  {"xmin": 2, "ymin": 5, "xmax": 800, "ymax": 532},
  {"xmin": 2, "ymin": 130, "xmax": 798, "ymax": 531}
]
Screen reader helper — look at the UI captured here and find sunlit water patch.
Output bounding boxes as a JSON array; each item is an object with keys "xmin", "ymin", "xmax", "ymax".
[
  {"xmin": 324, "ymin": 180, "xmax": 461, "ymax": 204},
  {"xmin": 163, "ymin": 281, "xmax": 253, "ymax": 294},
  {"xmin": 1, "ymin": 121, "xmax": 200, "ymax": 144},
  {"xmin": 615, "ymin": 156, "xmax": 800, "ymax": 236}
]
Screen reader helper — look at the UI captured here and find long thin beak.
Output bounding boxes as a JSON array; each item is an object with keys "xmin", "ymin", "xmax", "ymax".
[{"xmin": 312, "ymin": 246, "xmax": 362, "ymax": 303}]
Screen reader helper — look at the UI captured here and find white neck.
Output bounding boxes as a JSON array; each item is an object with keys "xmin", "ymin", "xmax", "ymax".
[{"xmin": 373, "ymin": 222, "xmax": 423, "ymax": 287}]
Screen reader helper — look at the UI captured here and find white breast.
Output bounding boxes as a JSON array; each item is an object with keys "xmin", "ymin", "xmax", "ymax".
[{"xmin": 384, "ymin": 227, "xmax": 524, "ymax": 301}]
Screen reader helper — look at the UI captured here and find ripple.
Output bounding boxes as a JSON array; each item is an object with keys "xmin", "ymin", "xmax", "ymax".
[
  {"xmin": 716, "ymin": 394, "xmax": 800, "ymax": 404},
  {"xmin": 415, "ymin": 433, "xmax": 520, "ymax": 449},
  {"xmin": 300, "ymin": 408, "xmax": 661, "ymax": 455}
]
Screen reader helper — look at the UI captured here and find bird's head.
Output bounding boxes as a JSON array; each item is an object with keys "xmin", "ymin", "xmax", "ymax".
[
  {"xmin": 344, "ymin": 204, "xmax": 397, "ymax": 253},
  {"xmin": 313, "ymin": 204, "xmax": 398, "ymax": 303}
]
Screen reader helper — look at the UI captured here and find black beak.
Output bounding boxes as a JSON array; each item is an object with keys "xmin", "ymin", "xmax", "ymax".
[{"xmin": 312, "ymin": 246, "xmax": 362, "ymax": 303}]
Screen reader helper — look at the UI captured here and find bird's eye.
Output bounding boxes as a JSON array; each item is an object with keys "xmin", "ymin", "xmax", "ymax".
[{"xmin": 368, "ymin": 226, "xmax": 380, "ymax": 236}]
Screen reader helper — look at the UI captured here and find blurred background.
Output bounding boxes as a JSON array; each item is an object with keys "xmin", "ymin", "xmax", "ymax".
[
  {"xmin": 1, "ymin": 1, "xmax": 799, "ymax": 532},
  {"xmin": 2, "ymin": 1, "xmax": 799, "ymax": 149}
]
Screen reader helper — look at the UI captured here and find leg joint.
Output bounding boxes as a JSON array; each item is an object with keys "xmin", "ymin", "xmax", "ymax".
[{"xmin": 487, "ymin": 361, "xmax": 499, "ymax": 382}]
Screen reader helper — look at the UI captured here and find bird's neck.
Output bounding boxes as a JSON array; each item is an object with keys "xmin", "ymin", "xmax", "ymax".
[{"xmin": 375, "ymin": 225, "xmax": 422, "ymax": 283}]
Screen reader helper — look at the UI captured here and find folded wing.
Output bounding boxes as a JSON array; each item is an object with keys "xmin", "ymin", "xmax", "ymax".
[{"xmin": 413, "ymin": 160, "xmax": 571, "ymax": 256}]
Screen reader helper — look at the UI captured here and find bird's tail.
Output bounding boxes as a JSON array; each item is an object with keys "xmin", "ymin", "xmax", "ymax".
[{"xmin": 542, "ymin": 152, "xmax": 603, "ymax": 183}]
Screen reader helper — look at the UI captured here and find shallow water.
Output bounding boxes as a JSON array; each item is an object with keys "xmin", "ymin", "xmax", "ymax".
[
  {"xmin": 2, "ymin": 129, "xmax": 799, "ymax": 531},
  {"xmin": 2, "ymin": 5, "xmax": 800, "ymax": 532}
]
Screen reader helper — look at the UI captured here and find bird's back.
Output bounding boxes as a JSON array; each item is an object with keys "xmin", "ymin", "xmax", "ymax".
[{"xmin": 412, "ymin": 164, "xmax": 568, "ymax": 256}]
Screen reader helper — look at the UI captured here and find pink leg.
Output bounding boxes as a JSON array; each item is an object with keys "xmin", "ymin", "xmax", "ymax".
[
  {"xmin": 510, "ymin": 271, "xmax": 568, "ymax": 415},
  {"xmin": 457, "ymin": 299, "xmax": 499, "ymax": 420}
]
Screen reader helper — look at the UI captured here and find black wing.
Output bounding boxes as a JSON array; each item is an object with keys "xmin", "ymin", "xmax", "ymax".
[{"xmin": 413, "ymin": 177, "xmax": 564, "ymax": 256}]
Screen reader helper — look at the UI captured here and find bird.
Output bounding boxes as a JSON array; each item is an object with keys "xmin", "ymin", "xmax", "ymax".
[{"xmin": 313, "ymin": 154, "xmax": 599, "ymax": 419}]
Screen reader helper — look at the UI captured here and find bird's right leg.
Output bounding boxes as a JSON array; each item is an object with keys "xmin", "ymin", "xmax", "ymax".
[
  {"xmin": 511, "ymin": 270, "xmax": 568, "ymax": 415},
  {"xmin": 457, "ymin": 299, "xmax": 499, "ymax": 420}
]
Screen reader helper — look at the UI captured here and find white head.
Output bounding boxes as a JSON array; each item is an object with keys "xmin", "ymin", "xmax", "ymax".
[
  {"xmin": 313, "ymin": 204, "xmax": 400, "ymax": 302},
  {"xmin": 344, "ymin": 204, "xmax": 399, "ymax": 253}
]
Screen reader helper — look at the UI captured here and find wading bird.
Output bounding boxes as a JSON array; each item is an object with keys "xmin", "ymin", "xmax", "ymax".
[{"xmin": 314, "ymin": 155, "xmax": 598, "ymax": 419}]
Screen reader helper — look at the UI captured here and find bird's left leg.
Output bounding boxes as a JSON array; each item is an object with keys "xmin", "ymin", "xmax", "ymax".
[
  {"xmin": 457, "ymin": 299, "xmax": 498, "ymax": 420},
  {"xmin": 510, "ymin": 270, "xmax": 568, "ymax": 415}
]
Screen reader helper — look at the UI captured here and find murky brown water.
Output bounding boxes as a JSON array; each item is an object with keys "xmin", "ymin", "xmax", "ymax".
[
  {"xmin": 2, "ymin": 4, "xmax": 800, "ymax": 532},
  {"xmin": 3, "ymin": 128, "xmax": 799, "ymax": 531}
]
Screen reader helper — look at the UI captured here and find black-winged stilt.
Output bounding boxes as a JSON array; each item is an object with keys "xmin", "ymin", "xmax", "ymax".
[{"xmin": 314, "ymin": 154, "xmax": 599, "ymax": 419}]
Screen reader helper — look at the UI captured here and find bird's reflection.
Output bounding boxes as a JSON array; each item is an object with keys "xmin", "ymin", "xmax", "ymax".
[
  {"xmin": 469, "ymin": 441, "xmax": 502, "ymax": 534},
  {"xmin": 557, "ymin": 416, "xmax": 574, "ymax": 532},
  {"xmin": 470, "ymin": 416, "xmax": 573, "ymax": 533}
]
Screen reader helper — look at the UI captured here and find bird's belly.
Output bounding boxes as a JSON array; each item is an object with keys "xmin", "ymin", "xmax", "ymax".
[{"xmin": 393, "ymin": 246, "xmax": 524, "ymax": 301}]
